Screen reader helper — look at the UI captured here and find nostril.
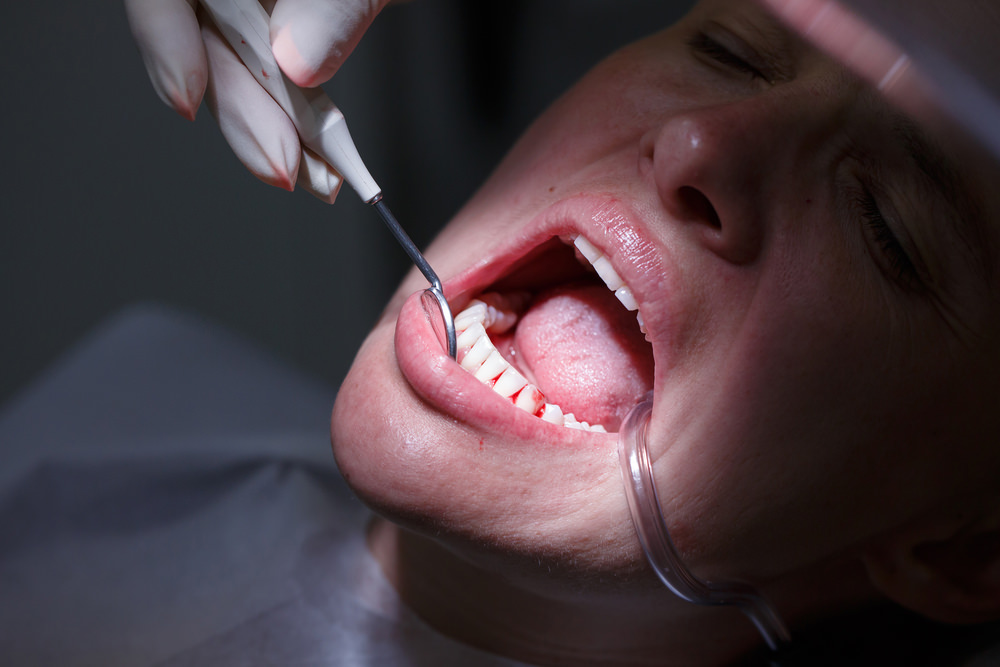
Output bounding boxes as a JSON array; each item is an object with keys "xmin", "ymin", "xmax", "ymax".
[{"xmin": 678, "ymin": 186, "xmax": 721, "ymax": 229}]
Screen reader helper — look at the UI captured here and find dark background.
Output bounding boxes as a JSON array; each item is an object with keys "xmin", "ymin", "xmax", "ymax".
[{"xmin": 1, "ymin": 0, "xmax": 693, "ymax": 406}]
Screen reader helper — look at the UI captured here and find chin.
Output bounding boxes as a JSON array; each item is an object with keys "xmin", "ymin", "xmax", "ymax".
[{"xmin": 330, "ymin": 193, "xmax": 678, "ymax": 584}]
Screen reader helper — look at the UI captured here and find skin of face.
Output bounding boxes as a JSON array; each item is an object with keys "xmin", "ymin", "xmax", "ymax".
[{"xmin": 331, "ymin": 0, "xmax": 1000, "ymax": 663}]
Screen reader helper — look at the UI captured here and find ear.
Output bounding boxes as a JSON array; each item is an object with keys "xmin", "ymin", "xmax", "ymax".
[{"xmin": 863, "ymin": 508, "xmax": 1000, "ymax": 624}]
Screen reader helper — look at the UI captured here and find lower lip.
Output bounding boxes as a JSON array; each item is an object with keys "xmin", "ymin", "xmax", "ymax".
[{"xmin": 394, "ymin": 290, "xmax": 613, "ymax": 445}]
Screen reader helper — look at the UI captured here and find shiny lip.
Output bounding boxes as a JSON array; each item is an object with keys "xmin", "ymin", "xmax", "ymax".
[{"xmin": 394, "ymin": 194, "xmax": 666, "ymax": 444}]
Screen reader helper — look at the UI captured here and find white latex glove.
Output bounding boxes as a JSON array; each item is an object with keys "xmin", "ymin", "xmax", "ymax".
[{"xmin": 125, "ymin": 0, "xmax": 391, "ymax": 203}]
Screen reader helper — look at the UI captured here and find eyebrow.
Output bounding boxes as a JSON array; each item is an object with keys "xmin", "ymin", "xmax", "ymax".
[{"xmin": 887, "ymin": 107, "xmax": 993, "ymax": 282}]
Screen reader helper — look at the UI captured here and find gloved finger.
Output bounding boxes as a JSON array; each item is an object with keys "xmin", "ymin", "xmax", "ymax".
[
  {"xmin": 201, "ymin": 14, "xmax": 301, "ymax": 191},
  {"xmin": 269, "ymin": 0, "xmax": 393, "ymax": 88},
  {"xmin": 124, "ymin": 0, "xmax": 206, "ymax": 120},
  {"xmin": 297, "ymin": 147, "xmax": 344, "ymax": 204}
]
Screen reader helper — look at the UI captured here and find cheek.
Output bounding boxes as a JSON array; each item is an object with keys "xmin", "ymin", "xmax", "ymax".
[{"xmin": 643, "ymin": 224, "xmax": 930, "ymax": 578}]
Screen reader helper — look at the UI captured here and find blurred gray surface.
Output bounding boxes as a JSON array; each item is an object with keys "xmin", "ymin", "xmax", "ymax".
[
  {"xmin": 0, "ymin": 0, "xmax": 691, "ymax": 406},
  {"xmin": 0, "ymin": 305, "xmax": 528, "ymax": 666}
]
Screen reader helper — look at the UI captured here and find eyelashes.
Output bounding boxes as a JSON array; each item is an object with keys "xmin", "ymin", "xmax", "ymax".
[
  {"xmin": 852, "ymin": 186, "xmax": 919, "ymax": 287},
  {"xmin": 687, "ymin": 30, "xmax": 768, "ymax": 82}
]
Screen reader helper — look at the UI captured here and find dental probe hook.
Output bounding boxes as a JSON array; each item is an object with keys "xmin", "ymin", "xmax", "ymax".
[
  {"xmin": 371, "ymin": 196, "xmax": 457, "ymax": 359},
  {"xmin": 196, "ymin": 0, "xmax": 457, "ymax": 360}
]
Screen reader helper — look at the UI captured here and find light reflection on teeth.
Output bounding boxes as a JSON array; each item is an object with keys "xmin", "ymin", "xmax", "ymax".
[
  {"xmin": 456, "ymin": 321, "xmax": 486, "ymax": 351},
  {"xmin": 614, "ymin": 285, "xmax": 637, "ymax": 311},
  {"xmin": 563, "ymin": 412, "xmax": 600, "ymax": 431},
  {"xmin": 591, "ymin": 256, "xmax": 624, "ymax": 291},
  {"xmin": 493, "ymin": 366, "xmax": 528, "ymax": 398},
  {"xmin": 473, "ymin": 349, "xmax": 509, "ymax": 383},
  {"xmin": 460, "ymin": 334, "xmax": 495, "ymax": 372},
  {"xmin": 513, "ymin": 383, "xmax": 545, "ymax": 414},
  {"xmin": 539, "ymin": 402, "xmax": 563, "ymax": 425},
  {"xmin": 573, "ymin": 235, "xmax": 602, "ymax": 263},
  {"xmin": 573, "ymin": 236, "xmax": 647, "ymax": 338},
  {"xmin": 452, "ymin": 234, "xmax": 643, "ymax": 434},
  {"xmin": 454, "ymin": 302, "xmax": 487, "ymax": 331}
]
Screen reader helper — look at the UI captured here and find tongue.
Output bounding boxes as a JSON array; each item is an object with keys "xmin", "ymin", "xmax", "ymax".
[{"xmin": 511, "ymin": 283, "xmax": 654, "ymax": 431}]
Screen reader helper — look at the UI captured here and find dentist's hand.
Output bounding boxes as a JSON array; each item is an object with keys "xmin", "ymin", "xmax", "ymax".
[{"xmin": 125, "ymin": 0, "xmax": 392, "ymax": 202}]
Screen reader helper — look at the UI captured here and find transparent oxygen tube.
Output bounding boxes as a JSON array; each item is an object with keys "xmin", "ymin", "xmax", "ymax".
[{"xmin": 617, "ymin": 395, "xmax": 791, "ymax": 651}]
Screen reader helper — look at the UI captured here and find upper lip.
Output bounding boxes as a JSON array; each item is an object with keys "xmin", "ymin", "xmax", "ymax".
[
  {"xmin": 393, "ymin": 194, "xmax": 665, "ymax": 441},
  {"xmin": 445, "ymin": 196, "xmax": 663, "ymax": 317}
]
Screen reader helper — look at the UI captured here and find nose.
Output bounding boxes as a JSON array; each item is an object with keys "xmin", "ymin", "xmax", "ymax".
[{"xmin": 641, "ymin": 100, "xmax": 790, "ymax": 265}]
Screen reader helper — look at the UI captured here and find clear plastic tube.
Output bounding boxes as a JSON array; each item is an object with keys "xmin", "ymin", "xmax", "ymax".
[{"xmin": 617, "ymin": 396, "xmax": 791, "ymax": 651}]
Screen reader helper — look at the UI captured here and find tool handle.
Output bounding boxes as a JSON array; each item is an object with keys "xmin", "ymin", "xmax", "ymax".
[{"xmin": 200, "ymin": 0, "xmax": 381, "ymax": 202}]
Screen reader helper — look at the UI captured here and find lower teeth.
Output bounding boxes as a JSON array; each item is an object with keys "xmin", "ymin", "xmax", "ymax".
[{"xmin": 453, "ymin": 293, "xmax": 607, "ymax": 434}]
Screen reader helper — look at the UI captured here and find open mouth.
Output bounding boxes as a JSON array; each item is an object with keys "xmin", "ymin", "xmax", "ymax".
[{"xmin": 450, "ymin": 235, "xmax": 655, "ymax": 434}]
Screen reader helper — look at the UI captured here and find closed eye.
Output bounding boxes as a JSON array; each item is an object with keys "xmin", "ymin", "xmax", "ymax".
[
  {"xmin": 852, "ymin": 185, "xmax": 920, "ymax": 289},
  {"xmin": 688, "ymin": 31, "xmax": 768, "ymax": 82}
]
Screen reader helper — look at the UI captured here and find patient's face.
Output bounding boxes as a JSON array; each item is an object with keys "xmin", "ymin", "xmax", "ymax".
[{"xmin": 333, "ymin": 0, "xmax": 1000, "ymax": 597}]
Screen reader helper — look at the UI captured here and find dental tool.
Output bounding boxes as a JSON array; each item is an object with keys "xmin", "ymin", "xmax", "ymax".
[
  {"xmin": 618, "ymin": 395, "xmax": 792, "ymax": 651},
  {"xmin": 198, "ymin": 0, "xmax": 457, "ymax": 359}
]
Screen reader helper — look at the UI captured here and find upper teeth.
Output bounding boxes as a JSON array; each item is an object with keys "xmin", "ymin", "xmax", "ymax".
[
  {"xmin": 451, "ymin": 235, "xmax": 645, "ymax": 433},
  {"xmin": 573, "ymin": 236, "xmax": 645, "ymax": 335}
]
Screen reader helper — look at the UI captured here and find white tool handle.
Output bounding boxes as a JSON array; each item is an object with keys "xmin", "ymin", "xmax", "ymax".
[{"xmin": 200, "ymin": 0, "xmax": 381, "ymax": 202}]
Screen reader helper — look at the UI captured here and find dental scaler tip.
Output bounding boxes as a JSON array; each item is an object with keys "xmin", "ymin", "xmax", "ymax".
[
  {"xmin": 371, "ymin": 197, "xmax": 457, "ymax": 359},
  {"xmin": 198, "ymin": 0, "xmax": 457, "ymax": 359}
]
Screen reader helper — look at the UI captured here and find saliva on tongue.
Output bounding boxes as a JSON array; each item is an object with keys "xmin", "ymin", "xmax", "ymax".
[{"xmin": 502, "ymin": 282, "xmax": 654, "ymax": 432}]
